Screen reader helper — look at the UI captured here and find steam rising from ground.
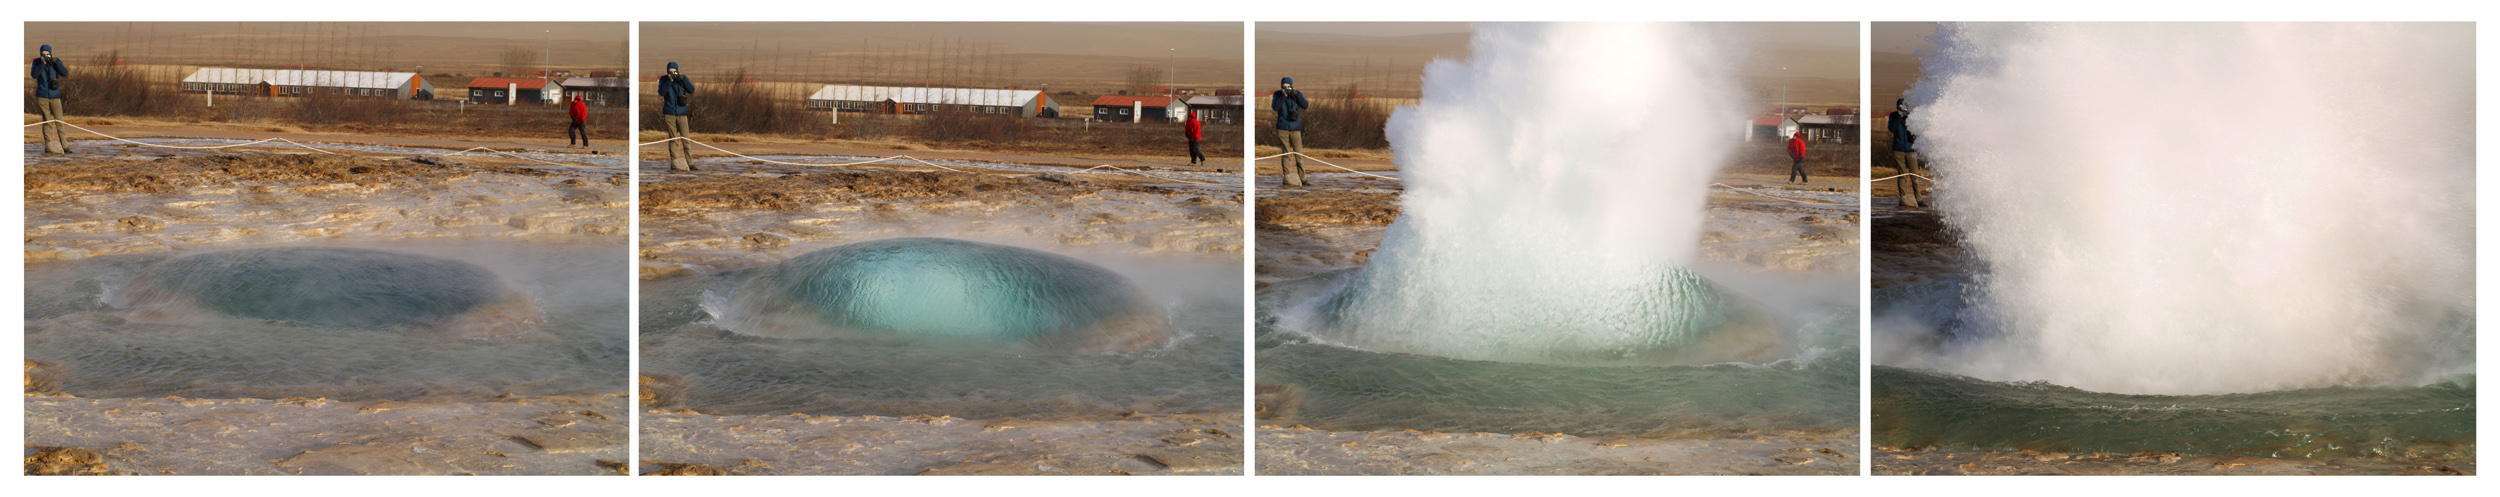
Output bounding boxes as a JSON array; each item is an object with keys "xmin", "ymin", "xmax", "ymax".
[
  {"xmin": 1276, "ymin": 23, "xmax": 1756, "ymax": 363},
  {"xmin": 1884, "ymin": 23, "xmax": 2474, "ymax": 395}
]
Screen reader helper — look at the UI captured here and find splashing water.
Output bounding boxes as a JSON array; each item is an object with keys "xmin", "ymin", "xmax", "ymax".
[
  {"xmin": 1272, "ymin": 23, "xmax": 1757, "ymax": 364},
  {"xmin": 1884, "ymin": 23, "xmax": 2475, "ymax": 395}
]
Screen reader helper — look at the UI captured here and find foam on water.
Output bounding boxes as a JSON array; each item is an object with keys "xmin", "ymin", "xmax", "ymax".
[
  {"xmin": 1272, "ymin": 23, "xmax": 1757, "ymax": 364},
  {"xmin": 1882, "ymin": 23, "xmax": 2475, "ymax": 395}
]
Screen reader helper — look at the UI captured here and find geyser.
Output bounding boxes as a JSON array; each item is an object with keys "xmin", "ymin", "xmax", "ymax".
[
  {"xmin": 718, "ymin": 237, "xmax": 1171, "ymax": 352},
  {"xmin": 109, "ymin": 247, "xmax": 542, "ymax": 339},
  {"xmin": 1888, "ymin": 23, "xmax": 2474, "ymax": 395},
  {"xmin": 1273, "ymin": 23, "xmax": 1767, "ymax": 364}
]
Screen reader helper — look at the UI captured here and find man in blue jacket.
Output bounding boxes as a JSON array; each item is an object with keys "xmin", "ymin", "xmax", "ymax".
[
  {"xmin": 31, "ymin": 45, "xmax": 70, "ymax": 155},
  {"xmin": 1887, "ymin": 98, "xmax": 1922, "ymax": 208},
  {"xmin": 659, "ymin": 62, "xmax": 696, "ymax": 171},
  {"xmin": 1270, "ymin": 77, "xmax": 1310, "ymax": 187}
]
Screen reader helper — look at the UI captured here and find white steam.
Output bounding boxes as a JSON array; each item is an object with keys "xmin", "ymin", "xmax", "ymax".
[
  {"xmin": 1892, "ymin": 23, "xmax": 2475, "ymax": 395},
  {"xmin": 1282, "ymin": 23, "xmax": 1753, "ymax": 362}
]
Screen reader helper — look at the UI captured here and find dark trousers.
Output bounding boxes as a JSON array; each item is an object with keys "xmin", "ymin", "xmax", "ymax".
[
  {"xmin": 1188, "ymin": 139, "xmax": 1205, "ymax": 164},
  {"xmin": 1790, "ymin": 158, "xmax": 1808, "ymax": 182},
  {"xmin": 567, "ymin": 122, "xmax": 588, "ymax": 146}
]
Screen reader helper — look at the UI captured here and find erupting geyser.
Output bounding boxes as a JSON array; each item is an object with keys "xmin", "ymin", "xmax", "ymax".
[
  {"xmin": 109, "ymin": 247, "xmax": 543, "ymax": 339},
  {"xmin": 1885, "ymin": 23, "xmax": 2475, "ymax": 395},
  {"xmin": 1274, "ymin": 23, "xmax": 1773, "ymax": 364},
  {"xmin": 718, "ymin": 238, "xmax": 1172, "ymax": 352}
]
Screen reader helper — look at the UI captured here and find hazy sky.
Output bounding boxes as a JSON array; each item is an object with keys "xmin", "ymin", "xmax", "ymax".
[
  {"xmin": 1872, "ymin": 22, "xmax": 1938, "ymax": 53},
  {"xmin": 1257, "ymin": 22, "xmax": 1857, "ymax": 50}
]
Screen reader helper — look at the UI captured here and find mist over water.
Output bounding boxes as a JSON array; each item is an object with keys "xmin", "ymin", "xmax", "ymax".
[
  {"xmin": 1883, "ymin": 23, "xmax": 2475, "ymax": 395},
  {"xmin": 1277, "ymin": 23, "xmax": 1756, "ymax": 363}
]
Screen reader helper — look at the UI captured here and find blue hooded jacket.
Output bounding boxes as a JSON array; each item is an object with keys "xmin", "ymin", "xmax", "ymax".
[
  {"xmin": 31, "ymin": 45, "xmax": 68, "ymax": 100},
  {"xmin": 1887, "ymin": 99, "xmax": 1915, "ymax": 152},
  {"xmin": 658, "ymin": 62, "xmax": 694, "ymax": 116},
  {"xmin": 1270, "ymin": 77, "xmax": 1308, "ymax": 132}
]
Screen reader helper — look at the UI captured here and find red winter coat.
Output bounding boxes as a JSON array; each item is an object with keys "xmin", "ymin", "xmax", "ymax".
[
  {"xmin": 1184, "ymin": 116, "xmax": 1203, "ymax": 141},
  {"xmin": 569, "ymin": 100, "xmax": 589, "ymax": 124},
  {"xmin": 1786, "ymin": 135, "xmax": 1807, "ymax": 159}
]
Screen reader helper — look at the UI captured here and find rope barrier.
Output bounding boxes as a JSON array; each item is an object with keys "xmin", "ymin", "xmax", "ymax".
[
  {"xmin": 1870, "ymin": 173, "xmax": 1934, "ymax": 183},
  {"xmin": 24, "ymin": 119, "xmax": 620, "ymax": 165},
  {"xmin": 637, "ymin": 135, "xmax": 1230, "ymax": 185},
  {"xmin": 1253, "ymin": 151, "xmax": 1403, "ymax": 180}
]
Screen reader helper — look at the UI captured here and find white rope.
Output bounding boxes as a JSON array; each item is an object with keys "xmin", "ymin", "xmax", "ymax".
[
  {"xmin": 1871, "ymin": 173, "xmax": 1934, "ymax": 183},
  {"xmin": 23, "ymin": 119, "xmax": 625, "ymax": 165},
  {"xmin": 1253, "ymin": 151, "xmax": 1402, "ymax": 180},
  {"xmin": 640, "ymin": 135, "xmax": 1228, "ymax": 185}
]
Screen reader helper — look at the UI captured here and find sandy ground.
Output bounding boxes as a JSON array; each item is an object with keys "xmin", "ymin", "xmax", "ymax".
[
  {"xmin": 22, "ymin": 139, "xmax": 630, "ymax": 475},
  {"xmin": 1250, "ymin": 168, "xmax": 1859, "ymax": 474}
]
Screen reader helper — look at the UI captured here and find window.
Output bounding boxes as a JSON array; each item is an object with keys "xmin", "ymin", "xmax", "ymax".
[{"xmin": 495, "ymin": 90, "xmax": 507, "ymax": 97}]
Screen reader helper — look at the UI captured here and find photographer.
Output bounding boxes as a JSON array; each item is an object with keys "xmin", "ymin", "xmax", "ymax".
[
  {"xmin": 659, "ymin": 62, "xmax": 696, "ymax": 171},
  {"xmin": 30, "ymin": 44, "xmax": 70, "ymax": 155},
  {"xmin": 1270, "ymin": 77, "xmax": 1310, "ymax": 187}
]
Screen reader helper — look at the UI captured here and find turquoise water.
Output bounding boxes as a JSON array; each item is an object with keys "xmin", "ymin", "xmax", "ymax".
[
  {"xmin": 1256, "ymin": 268, "xmax": 1859, "ymax": 437},
  {"xmin": 23, "ymin": 242, "xmax": 629, "ymax": 401},
  {"xmin": 718, "ymin": 238, "xmax": 1165, "ymax": 350},
  {"xmin": 115, "ymin": 247, "xmax": 517, "ymax": 329},
  {"xmin": 639, "ymin": 249, "xmax": 1242, "ymax": 419}
]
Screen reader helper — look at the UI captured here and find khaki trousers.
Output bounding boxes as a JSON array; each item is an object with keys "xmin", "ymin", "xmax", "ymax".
[
  {"xmin": 664, "ymin": 114, "xmax": 693, "ymax": 170},
  {"xmin": 1892, "ymin": 150, "xmax": 1923, "ymax": 208},
  {"xmin": 38, "ymin": 97, "xmax": 67, "ymax": 154},
  {"xmin": 1276, "ymin": 129, "xmax": 1306, "ymax": 186}
]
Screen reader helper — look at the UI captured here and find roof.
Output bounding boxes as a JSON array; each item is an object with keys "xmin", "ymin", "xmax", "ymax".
[
  {"xmin": 1091, "ymin": 95, "xmax": 1178, "ymax": 107},
  {"xmin": 1797, "ymin": 115, "xmax": 1858, "ymax": 125},
  {"xmin": 1184, "ymin": 95, "xmax": 1244, "ymax": 106},
  {"xmin": 1750, "ymin": 115, "xmax": 1793, "ymax": 126},
  {"xmin": 559, "ymin": 77, "xmax": 630, "ymax": 88},
  {"xmin": 806, "ymin": 85, "xmax": 1045, "ymax": 107},
  {"xmin": 182, "ymin": 67, "xmax": 418, "ymax": 89},
  {"xmin": 465, "ymin": 77, "xmax": 559, "ymax": 89}
]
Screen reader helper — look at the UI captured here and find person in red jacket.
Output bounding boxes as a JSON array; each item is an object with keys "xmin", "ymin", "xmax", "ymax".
[
  {"xmin": 566, "ymin": 95, "xmax": 591, "ymax": 147},
  {"xmin": 1184, "ymin": 111, "xmax": 1207, "ymax": 166},
  {"xmin": 1786, "ymin": 131, "xmax": 1809, "ymax": 183}
]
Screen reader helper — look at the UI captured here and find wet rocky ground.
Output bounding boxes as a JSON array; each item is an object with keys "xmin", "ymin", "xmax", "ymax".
[
  {"xmin": 1257, "ymin": 425, "xmax": 1857, "ymax": 475},
  {"xmin": 25, "ymin": 390, "xmax": 630, "ymax": 475},
  {"xmin": 638, "ymin": 162, "xmax": 1241, "ymax": 279},
  {"xmin": 24, "ymin": 145, "xmax": 627, "ymax": 261},
  {"xmin": 1871, "ymin": 448, "xmax": 2473, "ymax": 476},
  {"xmin": 638, "ymin": 408, "xmax": 1243, "ymax": 475}
]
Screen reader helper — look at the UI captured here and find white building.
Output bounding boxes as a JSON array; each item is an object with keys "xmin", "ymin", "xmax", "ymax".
[
  {"xmin": 806, "ymin": 85, "xmax": 1057, "ymax": 118},
  {"xmin": 179, "ymin": 67, "xmax": 432, "ymax": 99}
]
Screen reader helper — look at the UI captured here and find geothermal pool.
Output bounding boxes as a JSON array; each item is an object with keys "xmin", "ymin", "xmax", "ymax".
[
  {"xmin": 1255, "ymin": 23, "xmax": 1859, "ymax": 438},
  {"xmin": 1871, "ymin": 23, "xmax": 2474, "ymax": 460},
  {"xmin": 23, "ymin": 241, "xmax": 628, "ymax": 401},
  {"xmin": 638, "ymin": 237, "xmax": 1243, "ymax": 419}
]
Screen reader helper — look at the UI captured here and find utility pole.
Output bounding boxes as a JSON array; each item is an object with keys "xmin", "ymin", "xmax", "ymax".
[{"xmin": 1167, "ymin": 48, "xmax": 1175, "ymax": 97}]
